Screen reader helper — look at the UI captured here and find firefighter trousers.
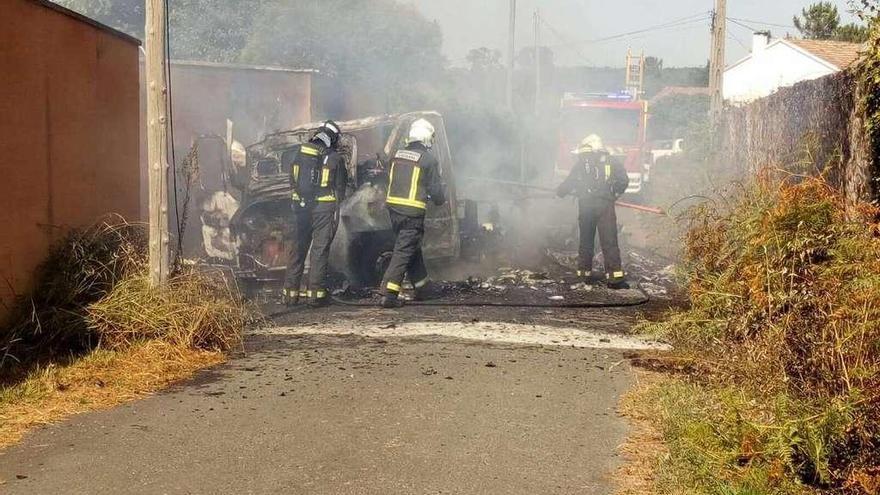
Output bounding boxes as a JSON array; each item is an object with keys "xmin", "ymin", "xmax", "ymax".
[
  {"xmin": 381, "ymin": 211, "xmax": 429, "ymax": 296},
  {"xmin": 578, "ymin": 202, "xmax": 624, "ymax": 281},
  {"xmin": 283, "ymin": 206, "xmax": 339, "ymax": 299}
]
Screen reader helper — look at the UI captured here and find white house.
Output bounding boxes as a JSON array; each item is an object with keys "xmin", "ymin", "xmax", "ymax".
[{"xmin": 724, "ymin": 32, "xmax": 862, "ymax": 104}]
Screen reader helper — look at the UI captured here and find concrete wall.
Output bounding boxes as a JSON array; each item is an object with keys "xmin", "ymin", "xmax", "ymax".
[
  {"xmin": 724, "ymin": 40, "xmax": 836, "ymax": 104},
  {"xmin": 0, "ymin": 0, "xmax": 141, "ymax": 321}
]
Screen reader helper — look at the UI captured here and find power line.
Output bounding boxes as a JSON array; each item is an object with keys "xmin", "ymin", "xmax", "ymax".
[
  {"xmin": 729, "ymin": 17, "xmax": 796, "ymax": 30},
  {"xmin": 546, "ymin": 11, "xmax": 711, "ymax": 48},
  {"xmin": 728, "ymin": 32, "xmax": 748, "ymax": 50},
  {"xmin": 727, "ymin": 17, "xmax": 759, "ymax": 32},
  {"xmin": 537, "ymin": 15, "xmax": 594, "ymax": 65},
  {"xmin": 164, "ymin": 0, "xmax": 183, "ymax": 266}
]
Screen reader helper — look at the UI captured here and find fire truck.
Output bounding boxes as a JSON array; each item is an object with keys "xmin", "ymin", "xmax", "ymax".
[
  {"xmin": 555, "ymin": 51, "xmax": 650, "ymax": 195},
  {"xmin": 556, "ymin": 92, "xmax": 650, "ymax": 195}
]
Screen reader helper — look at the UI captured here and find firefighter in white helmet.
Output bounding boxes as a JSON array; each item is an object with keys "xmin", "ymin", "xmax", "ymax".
[
  {"xmin": 557, "ymin": 134, "xmax": 630, "ymax": 289},
  {"xmin": 379, "ymin": 118, "xmax": 446, "ymax": 308}
]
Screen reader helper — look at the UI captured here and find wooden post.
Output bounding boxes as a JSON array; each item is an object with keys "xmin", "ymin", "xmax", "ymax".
[
  {"xmin": 506, "ymin": 0, "xmax": 517, "ymax": 110},
  {"xmin": 708, "ymin": 0, "xmax": 727, "ymax": 126},
  {"xmin": 146, "ymin": 0, "xmax": 170, "ymax": 287},
  {"xmin": 534, "ymin": 9, "xmax": 541, "ymax": 117}
]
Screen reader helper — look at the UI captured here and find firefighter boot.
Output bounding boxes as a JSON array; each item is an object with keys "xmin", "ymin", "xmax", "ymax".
[
  {"xmin": 380, "ymin": 293, "xmax": 405, "ymax": 309},
  {"xmin": 607, "ymin": 272, "xmax": 630, "ymax": 290},
  {"xmin": 307, "ymin": 290, "xmax": 330, "ymax": 309},
  {"xmin": 577, "ymin": 270, "xmax": 603, "ymax": 286},
  {"xmin": 282, "ymin": 288, "xmax": 300, "ymax": 307},
  {"xmin": 412, "ymin": 280, "xmax": 438, "ymax": 302}
]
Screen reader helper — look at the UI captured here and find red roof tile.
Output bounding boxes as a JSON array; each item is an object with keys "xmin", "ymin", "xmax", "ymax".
[{"xmin": 785, "ymin": 39, "xmax": 863, "ymax": 69}]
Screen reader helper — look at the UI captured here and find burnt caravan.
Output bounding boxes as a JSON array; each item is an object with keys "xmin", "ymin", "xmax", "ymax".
[{"xmin": 228, "ymin": 112, "xmax": 463, "ymax": 297}]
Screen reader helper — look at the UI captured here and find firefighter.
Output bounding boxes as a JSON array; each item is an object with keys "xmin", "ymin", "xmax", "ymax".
[
  {"xmin": 379, "ymin": 118, "xmax": 446, "ymax": 308},
  {"xmin": 282, "ymin": 120, "xmax": 348, "ymax": 307},
  {"xmin": 556, "ymin": 134, "xmax": 630, "ymax": 290}
]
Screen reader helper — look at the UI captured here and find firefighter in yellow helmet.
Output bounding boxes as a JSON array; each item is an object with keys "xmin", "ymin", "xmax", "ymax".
[
  {"xmin": 379, "ymin": 118, "xmax": 446, "ymax": 308},
  {"xmin": 557, "ymin": 134, "xmax": 630, "ymax": 289}
]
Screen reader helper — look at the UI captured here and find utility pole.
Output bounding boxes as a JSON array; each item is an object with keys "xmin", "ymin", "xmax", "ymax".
[
  {"xmin": 708, "ymin": 0, "xmax": 727, "ymax": 126},
  {"xmin": 506, "ymin": 0, "xmax": 517, "ymax": 110},
  {"xmin": 534, "ymin": 9, "xmax": 541, "ymax": 117},
  {"xmin": 146, "ymin": 0, "xmax": 170, "ymax": 287}
]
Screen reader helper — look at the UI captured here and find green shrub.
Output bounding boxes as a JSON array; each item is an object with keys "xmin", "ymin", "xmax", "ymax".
[{"xmin": 648, "ymin": 173, "xmax": 880, "ymax": 492}]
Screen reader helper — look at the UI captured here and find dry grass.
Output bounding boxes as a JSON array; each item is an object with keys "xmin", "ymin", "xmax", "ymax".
[
  {"xmin": 87, "ymin": 268, "xmax": 247, "ymax": 351},
  {"xmin": 638, "ymin": 172, "xmax": 880, "ymax": 493},
  {"xmin": 1, "ymin": 220, "xmax": 148, "ymax": 364},
  {"xmin": 0, "ymin": 340, "xmax": 224, "ymax": 448},
  {"xmin": 0, "ymin": 220, "xmax": 251, "ymax": 449},
  {"xmin": 616, "ymin": 370, "xmax": 669, "ymax": 495},
  {"xmin": 2, "ymin": 220, "xmax": 248, "ymax": 369}
]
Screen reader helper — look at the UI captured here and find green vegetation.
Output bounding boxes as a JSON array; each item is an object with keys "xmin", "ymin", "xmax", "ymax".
[
  {"xmin": 854, "ymin": 3, "xmax": 880, "ymax": 193},
  {"xmin": 637, "ymin": 173, "xmax": 880, "ymax": 494},
  {"xmin": 648, "ymin": 94, "xmax": 709, "ymax": 142},
  {"xmin": 794, "ymin": 2, "xmax": 870, "ymax": 43},
  {"xmin": 54, "ymin": 0, "xmax": 443, "ymax": 102}
]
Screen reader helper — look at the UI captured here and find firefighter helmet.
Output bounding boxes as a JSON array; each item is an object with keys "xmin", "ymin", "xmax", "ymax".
[
  {"xmin": 573, "ymin": 134, "xmax": 604, "ymax": 154},
  {"xmin": 406, "ymin": 118, "xmax": 436, "ymax": 148},
  {"xmin": 315, "ymin": 120, "xmax": 342, "ymax": 148}
]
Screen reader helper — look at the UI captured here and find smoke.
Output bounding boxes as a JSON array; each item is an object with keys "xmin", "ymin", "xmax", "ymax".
[{"xmin": 59, "ymin": 0, "xmax": 719, "ymax": 267}]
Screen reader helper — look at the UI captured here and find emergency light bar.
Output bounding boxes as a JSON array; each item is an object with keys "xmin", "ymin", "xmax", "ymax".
[{"xmin": 563, "ymin": 91, "xmax": 636, "ymax": 102}]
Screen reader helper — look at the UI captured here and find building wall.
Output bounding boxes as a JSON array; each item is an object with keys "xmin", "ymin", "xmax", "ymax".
[
  {"xmin": 724, "ymin": 42, "xmax": 835, "ymax": 104},
  {"xmin": 719, "ymin": 71, "xmax": 877, "ymax": 210},
  {"xmin": 0, "ymin": 0, "xmax": 140, "ymax": 321},
  {"xmin": 138, "ymin": 62, "xmax": 314, "ymax": 222}
]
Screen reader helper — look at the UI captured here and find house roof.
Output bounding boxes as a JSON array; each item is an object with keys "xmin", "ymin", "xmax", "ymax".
[
  {"xmin": 170, "ymin": 60, "xmax": 319, "ymax": 74},
  {"xmin": 726, "ymin": 37, "xmax": 863, "ymax": 72},
  {"xmin": 785, "ymin": 39, "xmax": 863, "ymax": 69}
]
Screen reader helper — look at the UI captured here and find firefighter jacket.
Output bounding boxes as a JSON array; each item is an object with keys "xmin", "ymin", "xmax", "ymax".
[
  {"xmin": 289, "ymin": 140, "xmax": 347, "ymax": 212},
  {"xmin": 385, "ymin": 142, "xmax": 445, "ymax": 218},
  {"xmin": 556, "ymin": 151, "xmax": 628, "ymax": 209}
]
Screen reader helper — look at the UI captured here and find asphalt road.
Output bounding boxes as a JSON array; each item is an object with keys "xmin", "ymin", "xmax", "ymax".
[{"xmin": 0, "ymin": 303, "xmax": 663, "ymax": 494}]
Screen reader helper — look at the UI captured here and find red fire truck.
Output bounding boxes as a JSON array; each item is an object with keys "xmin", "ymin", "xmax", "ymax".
[{"xmin": 556, "ymin": 91, "xmax": 650, "ymax": 195}]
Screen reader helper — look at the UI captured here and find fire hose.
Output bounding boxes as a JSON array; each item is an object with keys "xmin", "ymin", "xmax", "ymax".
[
  {"xmin": 265, "ymin": 292, "xmax": 651, "ymax": 319},
  {"xmin": 327, "ymin": 292, "xmax": 650, "ymax": 309},
  {"xmin": 460, "ymin": 176, "xmax": 667, "ymax": 216},
  {"xmin": 267, "ymin": 284, "xmax": 651, "ymax": 316}
]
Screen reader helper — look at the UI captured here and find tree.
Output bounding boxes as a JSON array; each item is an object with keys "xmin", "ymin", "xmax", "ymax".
[
  {"xmin": 835, "ymin": 22, "xmax": 871, "ymax": 41},
  {"xmin": 240, "ymin": 0, "xmax": 445, "ymax": 111},
  {"xmin": 794, "ymin": 2, "xmax": 842, "ymax": 39},
  {"xmin": 53, "ymin": 0, "xmax": 266, "ymax": 62},
  {"xmin": 648, "ymin": 94, "xmax": 709, "ymax": 141},
  {"xmin": 466, "ymin": 47, "xmax": 503, "ymax": 73},
  {"xmin": 54, "ymin": 0, "xmax": 144, "ymax": 36},
  {"xmin": 849, "ymin": 0, "xmax": 880, "ymax": 21},
  {"xmin": 794, "ymin": 2, "xmax": 870, "ymax": 42}
]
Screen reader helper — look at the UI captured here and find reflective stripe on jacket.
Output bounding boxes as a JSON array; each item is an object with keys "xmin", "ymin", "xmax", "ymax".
[
  {"xmin": 387, "ymin": 149, "xmax": 429, "ymax": 210},
  {"xmin": 290, "ymin": 143, "xmax": 338, "ymax": 204}
]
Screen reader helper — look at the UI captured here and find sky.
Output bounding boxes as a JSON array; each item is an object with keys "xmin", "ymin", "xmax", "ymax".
[{"xmin": 409, "ymin": 0, "xmax": 861, "ymax": 67}]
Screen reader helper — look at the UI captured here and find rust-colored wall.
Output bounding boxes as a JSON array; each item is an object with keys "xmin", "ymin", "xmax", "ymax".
[
  {"xmin": 138, "ymin": 62, "xmax": 314, "ymax": 221},
  {"xmin": 0, "ymin": 0, "xmax": 141, "ymax": 321}
]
